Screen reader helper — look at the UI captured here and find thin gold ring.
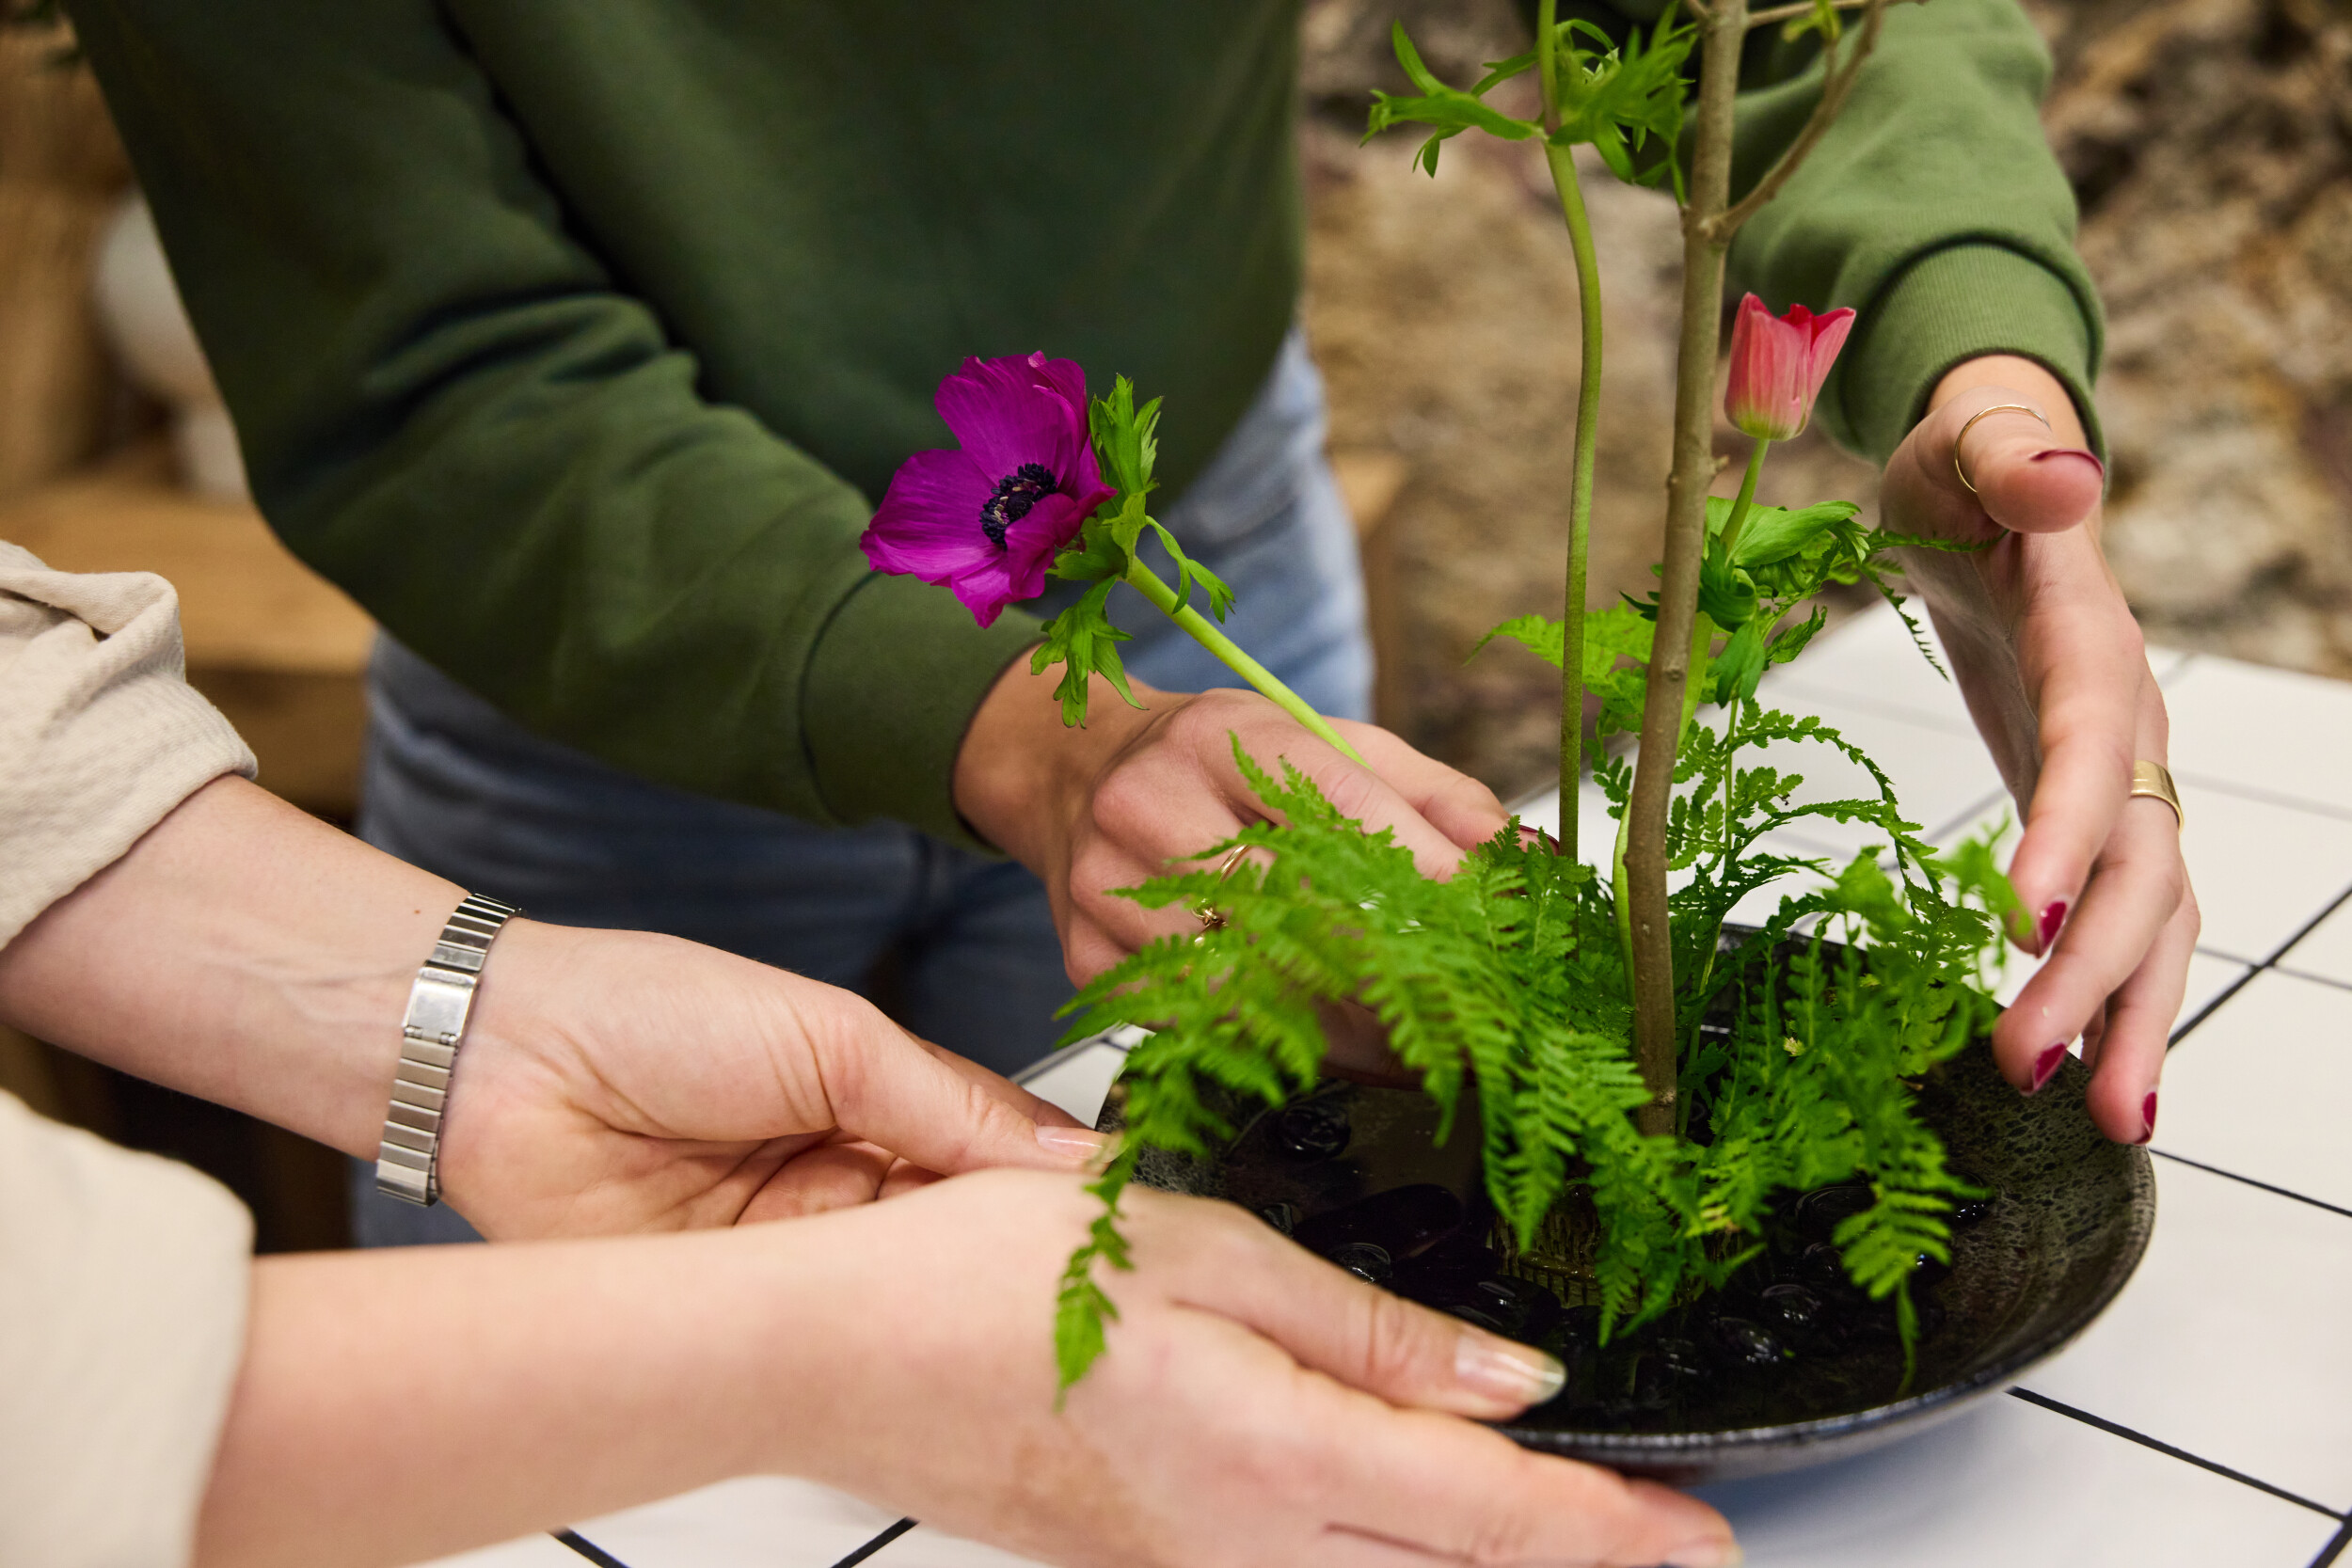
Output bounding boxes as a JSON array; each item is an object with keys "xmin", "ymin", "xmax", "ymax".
[
  {"xmin": 2130, "ymin": 761, "xmax": 2184, "ymax": 832},
  {"xmin": 1953, "ymin": 403, "xmax": 2052, "ymax": 495},
  {"xmin": 1193, "ymin": 844, "xmax": 1254, "ymax": 934}
]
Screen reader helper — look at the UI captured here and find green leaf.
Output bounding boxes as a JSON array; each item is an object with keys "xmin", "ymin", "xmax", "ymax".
[
  {"xmin": 1031, "ymin": 578, "xmax": 1140, "ymax": 727},
  {"xmin": 1469, "ymin": 613, "xmax": 1566, "ymax": 669},
  {"xmin": 1364, "ymin": 21, "xmax": 1542, "ymax": 176},
  {"xmin": 1089, "ymin": 376, "xmax": 1161, "ymax": 503},
  {"xmin": 1143, "ymin": 516, "xmax": 1237, "ymax": 622}
]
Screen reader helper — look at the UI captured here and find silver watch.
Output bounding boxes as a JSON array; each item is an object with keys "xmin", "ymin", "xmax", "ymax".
[{"xmin": 374, "ymin": 893, "xmax": 520, "ymax": 1206}]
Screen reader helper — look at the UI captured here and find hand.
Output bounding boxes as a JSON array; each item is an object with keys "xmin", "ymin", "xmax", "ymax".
[
  {"xmin": 1879, "ymin": 356, "xmax": 2197, "ymax": 1143},
  {"xmin": 0, "ymin": 776, "xmax": 1101, "ymax": 1238},
  {"xmin": 438, "ymin": 920, "xmax": 1104, "ymax": 1239},
  {"xmin": 779, "ymin": 1170, "xmax": 1740, "ymax": 1568},
  {"xmin": 199, "ymin": 1168, "xmax": 1739, "ymax": 1568},
  {"xmin": 956, "ymin": 665, "xmax": 1512, "ymax": 983}
]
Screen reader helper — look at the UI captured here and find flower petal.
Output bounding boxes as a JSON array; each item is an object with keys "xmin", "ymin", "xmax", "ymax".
[
  {"xmin": 862, "ymin": 448, "xmax": 996, "ymax": 582},
  {"xmin": 995, "ymin": 488, "xmax": 1099, "ymax": 601},
  {"xmin": 937, "ymin": 353, "xmax": 1091, "ymax": 483},
  {"xmin": 947, "ymin": 552, "xmax": 1025, "ymax": 628}
]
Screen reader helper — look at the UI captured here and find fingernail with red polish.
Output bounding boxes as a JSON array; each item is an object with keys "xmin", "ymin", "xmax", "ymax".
[
  {"xmin": 2138, "ymin": 1091, "xmax": 2157, "ymax": 1146},
  {"xmin": 2037, "ymin": 899, "xmax": 2069, "ymax": 954},
  {"xmin": 2028, "ymin": 1042, "xmax": 2067, "ymax": 1094},
  {"xmin": 2030, "ymin": 447, "xmax": 2107, "ymax": 483}
]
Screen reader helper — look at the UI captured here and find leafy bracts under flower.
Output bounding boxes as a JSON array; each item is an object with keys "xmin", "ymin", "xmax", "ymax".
[{"xmin": 1367, "ymin": 15, "xmax": 1693, "ymax": 190}]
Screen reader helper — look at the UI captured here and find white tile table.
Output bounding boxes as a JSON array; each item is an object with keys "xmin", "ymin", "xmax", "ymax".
[{"xmin": 413, "ymin": 608, "xmax": 2352, "ymax": 1568}]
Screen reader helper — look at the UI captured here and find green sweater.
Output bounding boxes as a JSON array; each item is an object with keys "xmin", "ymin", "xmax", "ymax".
[{"xmin": 69, "ymin": 0, "xmax": 2099, "ymax": 843}]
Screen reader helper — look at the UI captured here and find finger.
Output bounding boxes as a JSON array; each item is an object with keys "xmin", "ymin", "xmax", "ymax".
[
  {"xmin": 2082, "ymin": 889, "xmax": 2198, "ymax": 1145},
  {"xmin": 1139, "ymin": 1199, "xmax": 1564, "ymax": 1419},
  {"xmin": 910, "ymin": 1030, "xmax": 1086, "ymax": 1130},
  {"xmin": 1305, "ymin": 1398, "xmax": 1739, "ymax": 1568},
  {"xmin": 1065, "ymin": 840, "xmax": 1220, "ymax": 979},
  {"xmin": 803, "ymin": 997, "xmax": 1111, "ymax": 1175},
  {"xmin": 739, "ymin": 1136, "xmax": 896, "ymax": 1220},
  {"xmin": 1934, "ymin": 392, "xmax": 2105, "ymax": 535},
  {"xmin": 2001, "ymin": 553, "xmax": 2153, "ymax": 954},
  {"xmin": 1995, "ymin": 797, "xmax": 2188, "ymax": 1099},
  {"xmin": 1338, "ymin": 721, "xmax": 1513, "ymax": 853}
]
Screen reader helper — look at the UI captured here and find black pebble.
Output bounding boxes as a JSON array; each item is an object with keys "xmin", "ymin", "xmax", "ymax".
[
  {"xmin": 1326, "ymin": 1241, "xmax": 1393, "ymax": 1285},
  {"xmin": 1445, "ymin": 1303, "xmax": 1513, "ymax": 1334},
  {"xmin": 1258, "ymin": 1201, "xmax": 1299, "ymax": 1235},
  {"xmin": 1705, "ymin": 1315, "xmax": 1785, "ymax": 1368},
  {"xmin": 1757, "ymin": 1282, "xmax": 1826, "ymax": 1335},
  {"xmin": 1949, "ymin": 1188, "xmax": 1998, "ymax": 1227},
  {"xmin": 1274, "ymin": 1098, "xmax": 1351, "ymax": 1161},
  {"xmin": 1794, "ymin": 1183, "xmax": 1876, "ymax": 1243}
]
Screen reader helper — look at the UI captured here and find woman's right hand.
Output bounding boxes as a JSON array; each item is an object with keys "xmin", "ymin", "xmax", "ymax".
[
  {"xmin": 198, "ymin": 1169, "xmax": 1740, "ymax": 1568},
  {"xmin": 773, "ymin": 1170, "xmax": 1740, "ymax": 1568}
]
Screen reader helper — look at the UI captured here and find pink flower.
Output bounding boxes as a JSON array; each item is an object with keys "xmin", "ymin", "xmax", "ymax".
[
  {"xmin": 861, "ymin": 353, "xmax": 1117, "ymax": 627},
  {"xmin": 1724, "ymin": 293, "xmax": 1856, "ymax": 441}
]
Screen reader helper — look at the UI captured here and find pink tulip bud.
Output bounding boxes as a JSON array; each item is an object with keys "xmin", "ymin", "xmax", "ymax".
[{"xmin": 1724, "ymin": 293, "xmax": 1856, "ymax": 440}]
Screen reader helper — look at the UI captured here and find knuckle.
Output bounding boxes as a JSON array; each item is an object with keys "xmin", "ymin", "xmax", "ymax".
[
  {"xmin": 1089, "ymin": 765, "xmax": 1160, "ymax": 843},
  {"xmin": 1351, "ymin": 1286, "xmax": 1439, "ymax": 1390}
]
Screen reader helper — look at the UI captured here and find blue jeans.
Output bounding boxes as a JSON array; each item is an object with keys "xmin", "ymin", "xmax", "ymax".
[{"xmin": 350, "ymin": 331, "xmax": 1370, "ymax": 1244}]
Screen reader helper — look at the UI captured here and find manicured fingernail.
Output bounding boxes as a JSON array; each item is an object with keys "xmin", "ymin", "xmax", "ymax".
[
  {"xmin": 2139, "ymin": 1091, "xmax": 2158, "ymax": 1146},
  {"xmin": 1664, "ymin": 1540, "xmax": 1744, "ymax": 1568},
  {"xmin": 2030, "ymin": 447, "xmax": 2106, "ymax": 483},
  {"xmin": 2037, "ymin": 899, "xmax": 2069, "ymax": 954},
  {"xmin": 1454, "ymin": 1330, "xmax": 1565, "ymax": 1405},
  {"xmin": 2028, "ymin": 1042, "xmax": 2068, "ymax": 1094},
  {"xmin": 1035, "ymin": 1124, "xmax": 1109, "ymax": 1161}
]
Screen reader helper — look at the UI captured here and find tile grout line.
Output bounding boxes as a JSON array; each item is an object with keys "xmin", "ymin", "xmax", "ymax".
[
  {"xmin": 552, "ymin": 1530, "xmax": 632, "ymax": 1568},
  {"xmin": 2169, "ymin": 879, "xmax": 2352, "ymax": 1048},
  {"xmin": 2007, "ymin": 1389, "xmax": 2345, "ymax": 1521},
  {"xmin": 2170, "ymin": 768, "xmax": 2352, "ymax": 828},
  {"xmin": 2148, "ymin": 1148, "xmax": 2352, "ymax": 1222},
  {"xmin": 2312, "ymin": 1515, "xmax": 2352, "ymax": 1568},
  {"xmin": 826, "ymin": 1517, "xmax": 919, "ymax": 1568}
]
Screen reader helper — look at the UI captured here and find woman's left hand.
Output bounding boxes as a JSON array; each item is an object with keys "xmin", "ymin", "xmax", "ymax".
[
  {"xmin": 437, "ymin": 920, "xmax": 1104, "ymax": 1238},
  {"xmin": 1878, "ymin": 355, "xmax": 2197, "ymax": 1145}
]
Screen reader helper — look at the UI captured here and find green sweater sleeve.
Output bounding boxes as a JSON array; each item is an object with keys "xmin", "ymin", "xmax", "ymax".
[
  {"xmin": 1723, "ymin": 0, "xmax": 2105, "ymax": 461},
  {"xmin": 67, "ymin": 0, "xmax": 1038, "ymax": 843}
]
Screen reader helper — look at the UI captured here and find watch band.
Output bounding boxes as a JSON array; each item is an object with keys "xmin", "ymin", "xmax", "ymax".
[{"xmin": 375, "ymin": 893, "xmax": 520, "ymax": 1206}]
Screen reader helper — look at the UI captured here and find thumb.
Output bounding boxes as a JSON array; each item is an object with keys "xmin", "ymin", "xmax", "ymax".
[
  {"xmin": 1935, "ymin": 390, "xmax": 2106, "ymax": 536},
  {"xmin": 1155, "ymin": 1201, "xmax": 1566, "ymax": 1419},
  {"xmin": 809, "ymin": 1003, "xmax": 1110, "ymax": 1178}
]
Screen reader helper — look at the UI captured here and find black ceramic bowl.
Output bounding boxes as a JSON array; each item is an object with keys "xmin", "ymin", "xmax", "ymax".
[{"xmin": 1096, "ymin": 1037, "xmax": 2153, "ymax": 1484}]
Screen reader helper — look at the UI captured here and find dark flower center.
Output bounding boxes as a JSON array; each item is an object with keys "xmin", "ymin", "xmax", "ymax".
[{"xmin": 979, "ymin": 462, "xmax": 1059, "ymax": 550}]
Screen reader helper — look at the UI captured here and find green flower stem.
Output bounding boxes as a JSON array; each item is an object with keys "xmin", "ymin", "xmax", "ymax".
[
  {"xmin": 1120, "ymin": 556, "xmax": 1368, "ymax": 767},
  {"xmin": 1719, "ymin": 438, "xmax": 1770, "ymax": 560},
  {"xmin": 1543, "ymin": 137, "xmax": 1606, "ymax": 868}
]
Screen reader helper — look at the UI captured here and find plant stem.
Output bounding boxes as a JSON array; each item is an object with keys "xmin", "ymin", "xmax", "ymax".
[
  {"xmin": 1120, "ymin": 557, "xmax": 1368, "ymax": 766},
  {"xmin": 1625, "ymin": 0, "xmax": 1748, "ymax": 1136},
  {"xmin": 1720, "ymin": 438, "xmax": 1770, "ymax": 558},
  {"xmin": 1544, "ymin": 142, "xmax": 1606, "ymax": 868}
]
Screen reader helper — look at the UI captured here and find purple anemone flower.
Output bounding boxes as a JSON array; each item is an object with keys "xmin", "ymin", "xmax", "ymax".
[{"xmin": 861, "ymin": 352, "xmax": 1117, "ymax": 627}]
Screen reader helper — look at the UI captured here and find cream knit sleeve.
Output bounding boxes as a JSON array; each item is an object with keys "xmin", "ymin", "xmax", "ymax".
[
  {"xmin": 0, "ymin": 540, "xmax": 256, "ymax": 946},
  {"xmin": 0, "ymin": 541, "xmax": 262, "ymax": 1566}
]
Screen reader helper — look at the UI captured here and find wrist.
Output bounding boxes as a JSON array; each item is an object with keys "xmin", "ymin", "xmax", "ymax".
[{"xmin": 951, "ymin": 657, "xmax": 1166, "ymax": 872}]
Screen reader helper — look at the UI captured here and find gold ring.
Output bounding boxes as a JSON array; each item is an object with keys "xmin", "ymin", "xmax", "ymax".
[
  {"xmin": 1953, "ymin": 403, "xmax": 2052, "ymax": 496},
  {"xmin": 2130, "ymin": 760, "xmax": 2184, "ymax": 831},
  {"xmin": 1193, "ymin": 845, "xmax": 1253, "ymax": 934}
]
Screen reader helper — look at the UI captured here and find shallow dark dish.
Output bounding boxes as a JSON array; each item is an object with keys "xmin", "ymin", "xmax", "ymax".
[{"xmin": 1096, "ymin": 1033, "xmax": 2153, "ymax": 1484}]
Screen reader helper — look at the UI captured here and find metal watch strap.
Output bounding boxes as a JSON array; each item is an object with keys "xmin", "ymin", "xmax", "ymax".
[{"xmin": 375, "ymin": 893, "xmax": 520, "ymax": 1206}]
